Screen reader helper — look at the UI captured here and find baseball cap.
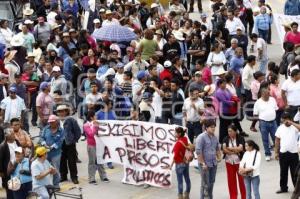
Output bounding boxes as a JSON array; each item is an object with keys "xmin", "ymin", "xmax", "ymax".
[
  {"xmin": 36, "ymin": 146, "xmax": 48, "ymax": 156},
  {"xmin": 195, "ymin": 71, "xmax": 202, "ymax": 76},
  {"xmin": 62, "ymin": 32, "xmax": 70, "ymax": 37},
  {"xmin": 93, "ymin": 19, "xmax": 101, "ymax": 24},
  {"xmin": 40, "ymin": 82, "xmax": 50, "ymax": 90},
  {"xmin": 137, "ymin": 70, "xmax": 147, "ymax": 80},
  {"xmin": 9, "ymin": 86, "xmax": 17, "ymax": 93},
  {"xmin": 48, "ymin": 114, "xmax": 59, "ymax": 123},
  {"xmin": 14, "ymin": 147, "xmax": 23, "ymax": 153},
  {"xmin": 236, "ymin": 26, "xmax": 243, "ymax": 31},
  {"xmin": 163, "ymin": 60, "xmax": 172, "ymax": 68},
  {"xmin": 116, "ymin": 62, "xmax": 124, "ymax": 68},
  {"xmin": 200, "ymin": 13, "xmax": 208, "ymax": 18},
  {"xmin": 52, "ymin": 66, "xmax": 61, "ymax": 72}
]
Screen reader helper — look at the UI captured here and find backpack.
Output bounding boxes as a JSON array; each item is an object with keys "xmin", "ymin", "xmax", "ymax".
[{"xmin": 279, "ymin": 52, "xmax": 293, "ymax": 75}]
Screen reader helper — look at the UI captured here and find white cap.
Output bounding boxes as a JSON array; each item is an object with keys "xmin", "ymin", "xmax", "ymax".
[
  {"xmin": 24, "ymin": 19, "xmax": 34, "ymax": 25},
  {"xmin": 151, "ymin": 3, "xmax": 159, "ymax": 8},
  {"xmin": 164, "ymin": 60, "xmax": 172, "ymax": 68},
  {"xmin": 93, "ymin": 19, "xmax": 100, "ymax": 24},
  {"xmin": 52, "ymin": 66, "xmax": 61, "ymax": 72},
  {"xmin": 14, "ymin": 147, "xmax": 23, "ymax": 153}
]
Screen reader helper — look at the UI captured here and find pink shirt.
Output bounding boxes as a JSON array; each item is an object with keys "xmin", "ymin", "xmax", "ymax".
[
  {"xmin": 250, "ymin": 80, "xmax": 260, "ymax": 100},
  {"xmin": 285, "ymin": 31, "xmax": 300, "ymax": 45},
  {"xmin": 270, "ymin": 84, "xmax": 285, "ymax": 109},
  {"xmin": 83, "ymin": 122, "xmax": 98, "ymax": 146}
]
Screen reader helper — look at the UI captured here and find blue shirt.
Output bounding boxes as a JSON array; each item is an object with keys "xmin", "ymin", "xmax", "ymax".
[
  {"xmin": 96, "ymin": 110, "xmax": 116, "ymax": 120},
  {"xmin": 229, "ymin": 55, "xmax": 244, "ymax": 74},
  {"xmin": 254, "ymin": 14, "xmax": 272, "ymax": 31},
  {"xmin": 11, "ymin": 158, "xmax": 32, "ymax": 184},
  {"xmin": 195, "ymin": 132, "xmax": 219, "ymax": 167},
  {"xmin": 40, "ymin": 125, "xmax": 64, "ymax": 159},
  {"xmin": 31, "ymin": 159, "xmax": 53, "ymax": 189},
  {"xmin": 63, "ymin": 56, "xmax": 75, "ymax": 81}
]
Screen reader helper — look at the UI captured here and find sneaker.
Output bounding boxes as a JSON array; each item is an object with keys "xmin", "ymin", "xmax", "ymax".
[
  {"xmin": 72, "ymin": 179, "xmax": 79, "ymax": 184},
  {"xmin": 80, "ymin": 135, "xmax": 86, "ymax": 141},
  {"xmin": 102, "ymin": 178, "xmax": 110, "ymax": 183},
  {"xmin": 89, "ymin": 181, "xmax": 97, "ymax": 185},
  {"xmin": 265, "ymin": 156, "xmax": 271, "ymax": 161}
]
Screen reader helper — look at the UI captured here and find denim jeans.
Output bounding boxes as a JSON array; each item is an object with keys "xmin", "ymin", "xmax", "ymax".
[
  {"xmin": 258, "ymin": 29, "xmax": 269, "ymax": 42},
  {"xmin": 244, "ymin": 176, "xmax": 260, "ymax": 199},
  {"xmin": 259, "ymin": 120, "xmax": 277, "ymax": 156},
  {"xmin": 48, "ymin": 154, "xmax": 61, "ymax": 186},
  {"xmin": 33, "ymin": 186, "xmax": 50, "ymax": 199},
  {"xmin": 258, "ymin": 58, "xmax": 268, "ymax": 73},
  {"xmin": 199, "ymin": 164, "xmax": 217, "ymax": 199},
  {"xmin": 175, "ymin": 163, "xmax": 191, "ymax": 194},
  {"xmin": 186, "ymin": 121, "xmax": 202, "ymax": 144}
]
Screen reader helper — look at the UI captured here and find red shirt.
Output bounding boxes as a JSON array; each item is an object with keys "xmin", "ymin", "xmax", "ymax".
[
  {"xmin": 285, "ymin": 31, "xmax": 300, "ymax": 45},
  {"xmin": 159, "ymin": 69, "xmax": 173, "ymax": 81},
  {"xmin": 173, "ymin": 137, "xmax": 188, "ymax": 164}
]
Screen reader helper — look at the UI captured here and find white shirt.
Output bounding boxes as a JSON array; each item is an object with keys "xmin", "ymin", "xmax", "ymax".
[
  {"xmin": 115, "ymin": 72, "xmax": 124, "ymax": 86},
  {"xmin": 281, "ymin": 79, "xmax": 300, "ymax": 106},
  {"xmin": 275, "ymin": 124, "xmax": 299, "ymax": 153},
  {"xmin": 8, "ymin": 142, "xmax": 18, "ymax": 163},
  {"xmin": 225, "ymin": 17, "xmax": 245, "ymax": 35},
  {"xmin": 243, "ymin": 0, "xmax": 253, "ymax": 9},
  {"xmin": 242, "ymin": 64, "xmax": 257, "ymax": 90},
  {"xmin": 152, "ymin": 91, "xmax": 163, "ymax": 117},
  {"xmin": 256, "ymin": 38, "xmax": 268, "ymax": 60},
  {"xmin": 294, "ymin": 111, "xmax": 300, "ymax": 122},
  {"xmin": 226, "ymin": 83, "xmax": 237, "ymax": 96},
  {"xmin": 132, "ymin": 80, "xmax": 143, "ymax": 105},
  {"xmin": 207, "ymin": 52, "xmax": 227, "ymax": 75},
  {"xmin": 85, "ymin": 93, "xmax": 102, "ymax": 105},
  {"xmin": 47, "ymin": 11, "xmax": 58, "ymax": 26},
  {"xmin": 239, "ymin": 150, "xmax": 261, "ymax": 177},
  {"xmin": 102, "ymin": 18, "xmax": 120, "ymax": 27},
  {"xmin": 182, "ymin": 97, "xmax": 204, "ymax": 122},
  {"xmin": 253, "ymin": 97, "xmax": 278, "ymax": 121},
  {"xmin": 0, "ymin": 28, "xmax": 13, "ymax": 48}
]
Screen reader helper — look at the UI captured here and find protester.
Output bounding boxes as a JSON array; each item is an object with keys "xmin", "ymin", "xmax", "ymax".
[
  {"xmin": 222, "ymin": 124, "xmax": 246, "ymax": 199},
  {"xmin": 196, "ymin": 120, "xmax": 221, "ymax": 199},
  {"xmin": 239, "ymin": 140, "xmax": 261, "ymax": 199},
  {"xmin": 169, "ymin": 126, "xmax": 191, "ymax": 199},
  {"xmin": 274, "ymin": 112, "xmax": 300, "ymax": 194}
]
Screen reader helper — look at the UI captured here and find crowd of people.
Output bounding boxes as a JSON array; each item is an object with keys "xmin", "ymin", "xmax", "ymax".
[{"xmin": 0, "ymin": 0, "xmax": 300, "ymax": 198}]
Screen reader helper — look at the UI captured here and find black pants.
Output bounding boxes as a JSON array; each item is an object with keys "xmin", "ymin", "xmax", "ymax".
[
  {"xmin": 60, "ymin": 142, "xmax": 78, "ymax": 180},
  {"xmin": 279, "ymin": 152, "xmax": 299, "ymax": 191},
  {"xmin": 30, "ymin": 91, "xmax": 38, "ymax": 123},
  {"xmin": 245, "ymin": 9, "xmax": 254, "ymax": 35},
  {"xmin": 186, "ymin": 121, "xmax": 202, "ymax": 144},
  {"xmin": 267, "ymin": 24, "xmax": 272, "ymax": 43},
  {"xmin": 219, "ymin": 114, "xmax": 232, "ymax": 143},
  {"xmin": 189, "ymin": 0, "xmax": 202, "ymax": 12}
]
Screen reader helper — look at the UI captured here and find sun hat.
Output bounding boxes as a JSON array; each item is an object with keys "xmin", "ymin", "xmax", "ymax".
[
  {"xmin": 24, "ymin": 19, "xmax": 34, "ymax": 25},
  {"xmin": 10, "ymin": 35, "xmax": 24, "ymax": 47},
  {"xmin": 214, "ymin": 68, "xmax": 227, "ymax": 76},
  {"xmin": 56, "ymin": 104, "xmax": 70, "ymax": 111},
  {"xmin": 51, "ymin": 23, "xmax": 61, "ymax": 30},
  {"xmin": 105, "ymin": 10, "xmax": 112, "ymax": 15},
  {"xmin": 26, "ymin": 52, "xmax": 35, "ymax": 59},
  {"xmin": 155, "ymin": 29, "xmax": 164, "ymax": 35},
  {"xmin": 23, "ymin": 7, "xmax": 34, "ymax": 16}
]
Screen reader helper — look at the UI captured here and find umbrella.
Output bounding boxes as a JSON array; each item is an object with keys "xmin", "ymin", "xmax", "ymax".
[{"xmin": 92, "ymin": 25, "xmax": 137, "ymax": 42}]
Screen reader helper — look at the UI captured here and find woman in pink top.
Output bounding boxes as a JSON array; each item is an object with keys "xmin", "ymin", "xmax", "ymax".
[
  {"xmin": 269, "ymin": 74, "xmax": 285, "ymax": 126},
  {"xmin": 83, "ymin": 111, "xmax": 109, "ymax": 184},
  {"xmin": 249, "ymin": 71, "xmax": 265, "ymax": 132},
  {"xmin": 195, "ymin": 61, "xmax": 212, "ymax": 85},
  {"xmin": 82, "ymin": 48, "xmax": 98, "ymax": 73}
]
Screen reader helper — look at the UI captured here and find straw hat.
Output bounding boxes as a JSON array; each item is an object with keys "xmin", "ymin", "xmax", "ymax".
[
  {"xmin": 26, "ymin": 52, "xmax": 35, "ymax": 59},
  {"xmin": 214, "ymin": 67, "xmax": 227, "ymax": 76},
  {"xmin": 23, "ymin": 7, "xmax": 34, "ymax": 16},
  {"xmin": 51, "ymin": 23, "xmax": 61, "ymax": 30},
  {"xmin": 10, "ymin": 35, "xmax": 24, "ymax": 47}
]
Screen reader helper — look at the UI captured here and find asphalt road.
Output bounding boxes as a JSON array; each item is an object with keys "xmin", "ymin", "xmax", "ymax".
[{"xmin": 0, "ymin": 0, "xmax": 293, "ymax": 198}]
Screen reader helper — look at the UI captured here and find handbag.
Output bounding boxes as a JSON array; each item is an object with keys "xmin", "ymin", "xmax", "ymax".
[
  {"xmin": 179, "ymin": 140, "xmax": 195, "ymax": 163},
  {"xmin": 240, "ymin": 151, "xmax": 257, "ymax": 177},
  {"xmin": 8, "ymin": 176, "xmax": 21, "ymax": 191}
]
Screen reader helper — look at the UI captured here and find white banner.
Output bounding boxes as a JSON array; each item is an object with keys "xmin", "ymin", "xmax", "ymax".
[
  {"xmin": 95, "ymin": 120, "xmax": 179, "ymax": 188},
  {"xmin": 274, "ymin": 14, "xmax": 300, "ymax": 45}
]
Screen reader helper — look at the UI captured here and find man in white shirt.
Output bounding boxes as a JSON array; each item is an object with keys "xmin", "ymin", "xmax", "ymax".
[
  {"xmin": 282, "ymin": 69, "xmax": 300, "ymax": 118},
  {"xmin": 124, "ymin": 52, "xmax": 149, "ymax": 78},
  {"xmin": 183, "ymin": 87, "xmax": 204, "ymax": 143},
  {"xmin": 275, "ymin": 112, "xmax": 300, "ymax": 194},
  {"xmin": 250, "ymin": 33, "xmax": 268, "ymax": 73},
  {"xmin": 102, "ymin": 10, "xmax": 120, "ymax": 27},
  {"xmin": 225, "ymin": 10, "xmax": 245, "ymax": 37},
  {"xmin": 253, "ymin": 86, "xmax": 278, "ymax": 161}
]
